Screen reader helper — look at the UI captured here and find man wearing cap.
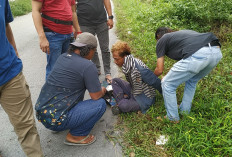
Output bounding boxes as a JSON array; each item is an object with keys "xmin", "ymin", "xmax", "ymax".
[
  {"xmin": 35, "ymin": 32, "xmax": 107, "ymax": 145},
  {"xmin": 32, "ymin": 0, "xmax": 81, "ymax": 79},
  {"xmin": 76, "ymin": 0, "xmax": 114, "ymax": 82}
]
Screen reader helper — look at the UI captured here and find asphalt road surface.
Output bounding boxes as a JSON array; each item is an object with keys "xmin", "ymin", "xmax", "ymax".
[{"xmin": 0, "ymin": 8, "xmax": 122, "ymax": 157}]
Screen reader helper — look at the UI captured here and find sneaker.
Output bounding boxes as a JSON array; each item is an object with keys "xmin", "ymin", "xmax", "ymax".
[{"xmin": 111, "ymin": 105, "xmax": 121, "ymax": 115}]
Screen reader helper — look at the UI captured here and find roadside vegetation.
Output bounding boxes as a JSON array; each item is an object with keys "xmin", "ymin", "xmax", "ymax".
[
  {"xmin": 10, "ymin": 0, "xmax": 32, "ymax": 17},
  {"xmin": 113, "ymin": 0, "xmax": 232, "ymax": 156}
]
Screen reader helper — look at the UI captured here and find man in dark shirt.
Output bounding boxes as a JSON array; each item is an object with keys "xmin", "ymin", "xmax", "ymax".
[
  {"xmin": 35, "ymin": 32, "xmax": 107, "ymax": 145},
  {"xmin": 77, "ymin": 0, "xmax": 114, "ymax": 82},
  {"xmin": 154, "ymin": 27, "xmax": 222, "ymax": 122}
]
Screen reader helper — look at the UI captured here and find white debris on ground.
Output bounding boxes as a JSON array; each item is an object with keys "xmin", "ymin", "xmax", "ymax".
[{"xmin": 156, "ymin": 135, "xmax": 168, "ymax": 145}]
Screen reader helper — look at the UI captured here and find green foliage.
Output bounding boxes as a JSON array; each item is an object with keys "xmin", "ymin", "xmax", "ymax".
[
  {"xmin": 113, "ymin": 0, "xmax": 232, "ymax": 156},
  {"xmin": 10, "ymin": 0, "xmax": 32, "ymax": 17}
]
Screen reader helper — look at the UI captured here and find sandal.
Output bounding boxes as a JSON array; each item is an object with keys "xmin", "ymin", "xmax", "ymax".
[{"xmin": 64, "ymin": 135, "xmax": 96, "ymax": 146}]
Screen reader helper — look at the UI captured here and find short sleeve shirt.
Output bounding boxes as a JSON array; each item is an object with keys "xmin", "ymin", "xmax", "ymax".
[
  {"xmin": 156, "ymin": 30, "xmax": 218, "ymax": 61},
  {"xmin": 35, "ymin": 53, "xmax": 101, "ymax": 126},
  {"xmin": 77, "ymin": 0, "xmax": 107, "ymax": 26},
  {"xmin": 34, "ymin": 0, "xmax": 75, "ymax": 34},
  {"xmin": 0, "ymin": 0, "xmax": 22, "ymax": 86}
]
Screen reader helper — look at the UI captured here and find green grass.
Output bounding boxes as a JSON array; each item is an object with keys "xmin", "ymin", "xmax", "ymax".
[
  {"xmin": 9, "ymin": 0, "xmax": 32, "ymax": 17},
  {"xmin": 113, "ymin": 0, "xmax": 232, "ymax": 156}
]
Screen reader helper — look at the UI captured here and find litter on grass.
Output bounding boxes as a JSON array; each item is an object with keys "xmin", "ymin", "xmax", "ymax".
[{"xmin": 156, "ymin": 135, "xmax": 168, "ymax": 145}]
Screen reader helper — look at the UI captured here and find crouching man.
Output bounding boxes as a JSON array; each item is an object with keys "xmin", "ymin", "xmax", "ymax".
[{"xmin": 35, "ymin": 32, "xmax": 106, "ymax": 145}]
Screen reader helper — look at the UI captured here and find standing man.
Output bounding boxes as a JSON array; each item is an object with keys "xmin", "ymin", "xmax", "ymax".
[
  {"xmin": 77, "ymin": 0, "xmax": 114, "ymax": 82},
  {"xmin": 0, "ymin": 0, "xmax": 43, "ymax": 156},
  {"xmin": 35, "ymin": 33, "xmax": 106, "ymax": 145},
  {"xmin": 154, "ymin": 27, "xmax": 222, "ymax": 123},
  {"xmin": 32, "ymin": 0, "xmax": 81, "ymax": 79}
]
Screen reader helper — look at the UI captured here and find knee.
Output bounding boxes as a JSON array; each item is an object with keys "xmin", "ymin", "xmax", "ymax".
[
  {"xmin": 112, "ymin": 78, "xmax": 121, "ymax": 84},
  {"xmin": 161, "ymin": 80, "xmax": 176, "ymax": 93},
  {"xmin": 96, "ymin": 98, "xmax": 107, "ymax": 112}
]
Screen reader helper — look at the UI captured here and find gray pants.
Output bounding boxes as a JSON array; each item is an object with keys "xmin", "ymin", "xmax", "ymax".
[{"xmin": 80, "ymin": 22, "xmax": 111, "ymax": 75}]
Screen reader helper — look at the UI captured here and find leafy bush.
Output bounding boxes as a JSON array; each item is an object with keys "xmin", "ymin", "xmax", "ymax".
[{"xmin": 10, "ymin": 0, "xmax": 32, "ymax": 17}]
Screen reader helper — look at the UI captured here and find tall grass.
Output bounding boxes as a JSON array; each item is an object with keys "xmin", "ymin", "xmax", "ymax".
[
  {"xmin": 9, "ymin": 0, "xmax": 32, "ymax": 17},
  {"xmin": 113, "ymin": 0, "xmax": 232, "ymax": 156}
]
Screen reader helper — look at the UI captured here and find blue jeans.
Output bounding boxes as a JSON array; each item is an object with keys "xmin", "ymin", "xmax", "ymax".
[
  {"xmin": 162, "ymin": 46, "xmax": 222, "ymax": 121},
  {"xmin": 47, "ymin": 98, "xmax": 106, "ymax": 136},
  {"xmin": 135, "ymin": 92, "xmax": 156, "ymax": 114},
  {"xmin": 45, "ymin": 32, "xmax": 72, "ymax": 79}
]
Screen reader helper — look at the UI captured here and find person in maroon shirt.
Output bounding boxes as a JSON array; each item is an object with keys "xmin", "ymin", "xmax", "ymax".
[{"xmin": 32, "ymin": 0, "xmax": 81, "ymax": 79}]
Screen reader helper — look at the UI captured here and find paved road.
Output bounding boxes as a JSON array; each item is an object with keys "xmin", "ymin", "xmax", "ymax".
[{"xmin": 0, "ymin": 6, "xmax": 123, "ymax": 157}]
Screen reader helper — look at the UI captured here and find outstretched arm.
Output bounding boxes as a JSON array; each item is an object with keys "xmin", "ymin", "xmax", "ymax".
[
  {"xmin": 154, "ymin": 56, "xmax": 164, "ymax": 77},
  {"xmin": 32, "ymin": 0, "xmax": 50, "ymax": 54},
  {"xmin": 103, "ymin": 0, "xmax": 114, "ymax": 29},
  {"xmin": 6, "ymin": 23, "xmax": 19, "ymax": 57}
]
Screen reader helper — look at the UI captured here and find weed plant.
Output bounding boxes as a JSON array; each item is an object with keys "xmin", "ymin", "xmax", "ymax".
[
  {"xmin": 10, "ymin": 0, "xmax": 32, "ymax": 17},
  {"xmin": 113, "ymin": 0, "xmax": 232, "ymax": 156}
]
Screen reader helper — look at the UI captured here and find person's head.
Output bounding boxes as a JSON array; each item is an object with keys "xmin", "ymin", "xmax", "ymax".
[
  {"xmin": 155, "ymin": 27, "xmax": 174, "ymax": 40},
  {"xmin": 69, "ymin": 32, "xmax": 97, "ymax": 60},
  {"xmin": 111, "ymin": 41, "xmax": 131, "ymax": 67}
]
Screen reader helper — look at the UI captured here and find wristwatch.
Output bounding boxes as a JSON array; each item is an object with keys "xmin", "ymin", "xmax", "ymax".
[{"xmin": 108, "ymin": 15, "xmax": 114, "ymax": 19}]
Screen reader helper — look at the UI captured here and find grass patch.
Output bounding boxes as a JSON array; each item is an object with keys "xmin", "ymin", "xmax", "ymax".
[
  {"xmin": 9, "ymin": 0, "xmax": 32, "ymax": 17},
  {"xmin": 113, "ymin": 0, "xmax": 232, "ymax": 156}
]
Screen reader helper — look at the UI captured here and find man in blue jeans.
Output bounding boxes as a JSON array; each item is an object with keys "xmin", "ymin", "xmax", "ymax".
[
  {"xmin": 154, "ymin": 27, "xmax": 222, "ymax": 123},
  {"xmin": 35, "ymin": 32, "xmax": 106, "ymax": 145},
  {"xmin": 32, "ymin": 0, "xmax": 81, "ymax": 79}
]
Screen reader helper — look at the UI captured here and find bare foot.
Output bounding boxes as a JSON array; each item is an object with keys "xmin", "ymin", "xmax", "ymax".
[{"xmin": 66, "ymin": 132, "xmax": 95, "ymax": 144}]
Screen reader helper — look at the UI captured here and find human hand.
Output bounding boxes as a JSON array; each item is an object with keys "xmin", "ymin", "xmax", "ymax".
[
  {"xmin": 39, "ymin": 36, "xmax": 50, "ymax": 54},
  {"xmin": 107, "ymin": 19, "xmax": 113, "ymax": 29}
]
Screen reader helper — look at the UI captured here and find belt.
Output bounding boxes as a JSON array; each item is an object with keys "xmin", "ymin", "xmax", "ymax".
[
  {"xmin": 205, "ymin": 40, "xmax": 221, "ymax": 47},
  {"xmin": 41, "ymin": 14, "xmax": 73, "ymax": 25},
  {"xmin": 43, "ymin": 26, "xmax": 53, "ymax": 32}
]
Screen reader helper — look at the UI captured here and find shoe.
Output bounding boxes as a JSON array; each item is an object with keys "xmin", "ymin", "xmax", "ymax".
[{"xmin": 111, "ymin": 105, "xmax": 121, "ymax": 115}]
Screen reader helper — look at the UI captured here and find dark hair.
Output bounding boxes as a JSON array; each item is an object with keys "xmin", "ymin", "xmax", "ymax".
[
  {"xmin": 68, "ymin": 45, "xmax": 96, "ymax": 57},
  {"xmin": 119, "ymin": 51, "xmax": 131, "ymax": 57},
  {"xmin": 155, "ymin": 27, "xmax": 174, "ymax": 40}
]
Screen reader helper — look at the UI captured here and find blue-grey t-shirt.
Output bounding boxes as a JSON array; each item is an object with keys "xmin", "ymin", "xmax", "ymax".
[
  {"xmin": 77, "ymin": 0, "xmax": 107, "ymax": 26},
  {"xmin": 0, "ymin": 0, "xmax": 22, "ymax": 86},
  {"xmin": 35, "ymin": 53, "xmax": 101, "ymax": 126},
  {"xmin": 156, "ymin": 30, "xmax": 218, "ymax": 61}
]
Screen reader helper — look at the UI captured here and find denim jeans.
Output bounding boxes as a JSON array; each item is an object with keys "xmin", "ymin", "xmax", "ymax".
[
  {"xmin": 80, "ymin": 22, "xmax": 111, "ymax": 75},
  {"xmin": 47, "ymin": 98, "xmax": 106, "ymax": 136},
  {"xmin": 45, "ymin": 32, "xmax": 72, "ymax": 79},
  {"xmin": 162, "ymin": 46, "xmax": 222, "ymax": 121},
  {"xmin": 134, "ymin": 92, "xmax": 156, "ymax": 114}
]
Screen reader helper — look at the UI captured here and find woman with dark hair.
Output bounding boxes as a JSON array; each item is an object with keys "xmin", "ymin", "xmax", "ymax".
[
  {"xmin": 110, "ymin": 41, "xmax": 162, "ymax": 115},
  {"xmin": 35, "ymin": 32, "xmax": 107, "ymax": 146}
]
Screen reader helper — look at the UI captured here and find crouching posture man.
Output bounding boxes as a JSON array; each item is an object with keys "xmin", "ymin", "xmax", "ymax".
[
  {"xmin": 35, "ymin": 32, "xmax": 106, "ymax": 145},
  {"xmin": 154, "ymin": 27, "xmax": 222, "ymax": 123},
  {"xmin": 111, "ymin": 41, "xmax": 162, "ymax": 114}
]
